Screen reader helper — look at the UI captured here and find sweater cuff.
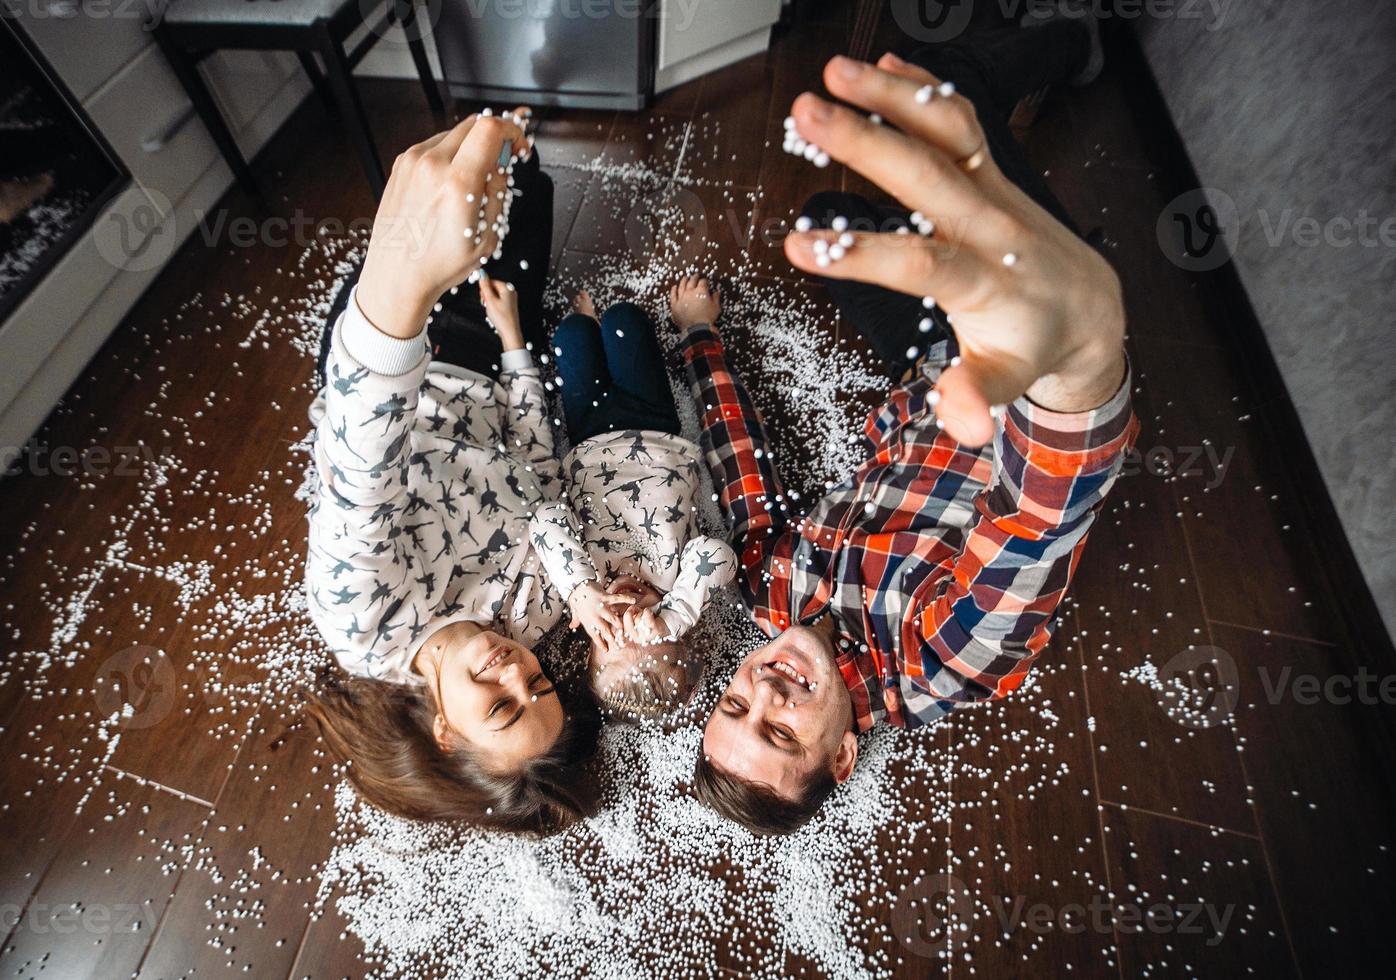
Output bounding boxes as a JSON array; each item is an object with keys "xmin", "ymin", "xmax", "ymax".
[
  {"xmin": 500, "ymin": 348, "xmax": 534, "ymax": 373},
  {"xmin": 339, "ymin": 286, "xmax": 430, "ymax": 377}
]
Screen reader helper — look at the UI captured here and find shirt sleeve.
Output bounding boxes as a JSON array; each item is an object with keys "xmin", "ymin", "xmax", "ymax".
[
  {"xmin": 654, "ymin": 535, "xmax": 738, "ymax": 638},
  {"xmin": 305, "ymin": 289, "xmax": 437, "ymax": 682},
  {"xmin": 681, "ymin": 327, "xmax": 799, "ymax": 637},
  {"xmin": 499, "ymin": 353, "xmax": 561, "ymax": 497},
  {"xmin": 906, "ymin": 363, "xmax": 1139, "ymax": 705},
  {"xmin": 527, "ymin": 500, "xmax": 601, "ymax": 602}
]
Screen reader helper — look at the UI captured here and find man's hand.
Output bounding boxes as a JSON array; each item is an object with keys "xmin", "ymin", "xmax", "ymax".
[
  {"xmin": 669, "ymin": 275, "xmax": 721, "ymax": 333},
  {"xmin": 568, "ymin": 580, "xmax": 636, "ymax": 650},
  {"xmin": 355, "ymin": 112, "xmax": 529, "ymax": 340},
  {"xmin": 784, "ymin": 55, "xmax": 1125, "ymax": 446},
  {"xmin": 479, "ymin": 278, "xmax": 524, "ymax": 351}
]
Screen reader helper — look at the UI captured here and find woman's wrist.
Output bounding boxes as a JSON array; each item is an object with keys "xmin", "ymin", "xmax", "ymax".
[{"xmin": 357, "ymin": 260, "xmax": 437, "ymax": 340}]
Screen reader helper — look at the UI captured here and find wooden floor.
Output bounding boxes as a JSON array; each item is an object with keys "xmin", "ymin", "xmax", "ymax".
[{"xmin": 1, "ymin": 2, "xmax": 1392, "ymax": 977}]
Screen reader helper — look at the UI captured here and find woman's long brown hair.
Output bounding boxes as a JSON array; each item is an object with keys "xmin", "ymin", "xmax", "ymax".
[{"xmin": 303, "ymin": 666, "xmax": 601, "ymax": 836}]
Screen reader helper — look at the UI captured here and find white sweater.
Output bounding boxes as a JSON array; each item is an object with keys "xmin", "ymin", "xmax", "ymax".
[
  {"xmin": 305, "ymin": 289, "xmax": 564, "ymax": 684},
  {"xmin": 528, "ymin": 430, "xmax": 736, "ymax": 639}
]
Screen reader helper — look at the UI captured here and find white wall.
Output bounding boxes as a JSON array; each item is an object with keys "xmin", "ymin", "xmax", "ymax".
[{"xmin": 1137, "ymin": 0, "xmax": 1396, "ymax": 638}]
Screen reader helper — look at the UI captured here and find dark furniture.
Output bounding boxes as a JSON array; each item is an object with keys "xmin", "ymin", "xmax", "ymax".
[{"xmin": 150, "ymin": 0, "xmax": 444, "ymax": 198}]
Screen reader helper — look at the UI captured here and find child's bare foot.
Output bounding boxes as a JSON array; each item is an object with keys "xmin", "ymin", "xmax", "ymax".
[
  {"xmin": 572, "ymin": 289, "xmax": 597, "ymax": 319},
  {"xmin": 669, "ymin": 275, "xmax": 720, "ymax": 330}
]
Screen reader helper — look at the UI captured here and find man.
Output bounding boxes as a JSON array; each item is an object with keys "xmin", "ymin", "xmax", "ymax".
[{"xmin": 682, "ymin": 16, "xmax": 1139, "ymax": 834}]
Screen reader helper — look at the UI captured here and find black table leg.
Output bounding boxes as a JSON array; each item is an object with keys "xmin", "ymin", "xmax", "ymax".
[
  {"xmin": 153, "ymin": 28, "xmax": 259, "ymax": 196},
  {"xmin": 401, "ymin": 1, "xmax": 445, "ymax": 113},
  {"xmin": 315, "ymin": 26, "xmax": 386, "ymax": 198},
  {"xmin": 295, "ymin": 50, "xmax": 335, "ymax": 112}
]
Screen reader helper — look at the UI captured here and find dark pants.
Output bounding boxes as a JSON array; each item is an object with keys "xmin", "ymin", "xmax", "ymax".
[
  {"xmin": 801, "ymin": 21, "xmax": 1090, "ymax": 380},
  {"xmin": 554, "ymin": 302, "xmax": 681, "ymax": 445},
  {"xmin": 315, "ymin": 149, "xmax": 554, "ymax": 385}
]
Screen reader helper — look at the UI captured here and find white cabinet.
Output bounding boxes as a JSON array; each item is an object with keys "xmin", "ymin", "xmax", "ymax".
[
  {"xmin": 12, "ymin": 0, "xmax": 157, "ymax": 103},
  {"xmin": 85, "ymin": 44, "xmax": 220, "ymax": 213},
  {"xmin": 1, "ymin": 8, "xmax": 310, "ymax": 456},
  {"xmin": 656, "ymin": 0, "xmax": 782, "ymax": 91}
]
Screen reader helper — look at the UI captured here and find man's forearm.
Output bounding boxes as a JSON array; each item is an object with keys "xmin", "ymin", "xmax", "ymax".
[{"xmin": 681, "ymin": 327, "xmax": 787, "ymax": 542}]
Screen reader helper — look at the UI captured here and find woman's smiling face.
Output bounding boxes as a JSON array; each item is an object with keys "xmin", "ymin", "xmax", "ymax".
[{"xmin": 415, "ymin": 624, "xmax": 563, "ymax": 771}]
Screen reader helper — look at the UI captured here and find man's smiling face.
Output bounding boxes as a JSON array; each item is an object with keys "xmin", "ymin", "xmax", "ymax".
[{"xmin": 701, "ymin": 625, "xmax": 859, "ymax": 800}]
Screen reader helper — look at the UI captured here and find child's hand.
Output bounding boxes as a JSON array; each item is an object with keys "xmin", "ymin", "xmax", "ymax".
[
  {"xmin": 480, "ymin": 278, "xmax": 524, "ymax": 351},
  {"xmin": 669, "ymin": 275, "xmax": 720, "ymax": 332},
  {"xmin": 621, "ymin": 605, "xmax": 665, "ymax": 644},
  {"xmin": 569, "ymin": 581, "xmax": 635, "ymax": 649}
]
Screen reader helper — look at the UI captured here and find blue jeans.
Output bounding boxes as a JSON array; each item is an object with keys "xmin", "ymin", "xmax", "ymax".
[{"xmin": 554, "ymin": 302, "xmax": 681, "ymax": 444}]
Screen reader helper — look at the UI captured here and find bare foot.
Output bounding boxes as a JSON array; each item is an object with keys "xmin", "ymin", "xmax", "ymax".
[
  {"xmin": 669, "ymin": 275, "xmax": 720, "ymax": 330},
  {"xmin": 572, "ymin": 289, "xmax": 597, "ymax": 319}
]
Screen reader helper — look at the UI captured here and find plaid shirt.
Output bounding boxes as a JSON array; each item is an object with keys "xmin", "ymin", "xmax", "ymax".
[{"xmin": 683, "ymin": 326, "xmax": 1137, "ymax": 732}]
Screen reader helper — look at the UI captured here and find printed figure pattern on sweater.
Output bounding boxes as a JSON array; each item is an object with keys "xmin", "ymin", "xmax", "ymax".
[
  {"xmin": 528, "ymin": 429, "xmax": 737, "ymax": 640},
  {"xmin": 304, "ymin": 298, "xmax": 564, "ymax": 684}
]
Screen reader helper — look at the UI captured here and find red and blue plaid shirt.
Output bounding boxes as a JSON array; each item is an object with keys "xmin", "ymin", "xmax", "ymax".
[{"xmin": 683, "ymin": 326, "xmax": 1138, "ymax": 732}]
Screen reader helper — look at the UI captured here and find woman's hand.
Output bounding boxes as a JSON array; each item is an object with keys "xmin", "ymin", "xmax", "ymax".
[
  {"xmin": 568, "ymin": 581, "xmax": 636, "ymax": 650},
  {"xmin": 783, "ymin": 55, "xmax": 1125, "ymax": 446},
  {"xmin": 355, "ymin": 112, "xmax": 529, "ymax": 340},
  {"xmin": 480, "ymin": 278, "xmax": 524, "ymax": 351}
]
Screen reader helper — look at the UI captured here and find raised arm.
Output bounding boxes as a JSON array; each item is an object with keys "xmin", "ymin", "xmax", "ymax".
[
  {"xmin": 307, "ymin": 111, "xmax": 531, "ymax": 679},
  {"xmin": 780, "ymin": 54, "xmax": 1137, "ymax": 706},
  {"xmin": 478, "ymin": 279, "xmax": 562, "ymax": 495},
  {"xmin": 909, "ymin": 373, "xmax": 1136, "ymax": 704}
]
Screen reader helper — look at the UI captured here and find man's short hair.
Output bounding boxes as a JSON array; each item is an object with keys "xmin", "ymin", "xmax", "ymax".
[{"xmin": 692, "ymin": 751, "xmax": 837, "ymax": 835}]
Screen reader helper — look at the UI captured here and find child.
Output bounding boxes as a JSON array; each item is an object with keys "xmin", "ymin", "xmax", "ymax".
[{"xmin": 529, "ymin": 278, "xmax": 736, "ymax": 722}]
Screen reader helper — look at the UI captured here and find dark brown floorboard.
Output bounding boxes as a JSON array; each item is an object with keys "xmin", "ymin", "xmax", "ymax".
[{"xmin": 0, "ymin": 3, "xmax": 1391, "ymax": 976}]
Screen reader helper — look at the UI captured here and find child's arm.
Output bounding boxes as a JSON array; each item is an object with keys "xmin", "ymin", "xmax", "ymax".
[
  {"xmin": 527, "ymin": 500, "xmax": 601, "ymax": 600},
  {"xmin": 527, "ymin": 501, "xmax": 631, "ymax": 647},
  {"xmin": 482, "ymin": 279, "xmax": 562, "ymax": 495},
  {"xmin": 653, "ymin": 535, "xmax": 738, "ymax": 638}
]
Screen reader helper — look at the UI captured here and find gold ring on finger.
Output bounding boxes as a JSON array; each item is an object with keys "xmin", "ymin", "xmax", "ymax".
[{"xmin": 957, "ymin": 143, "xmax": 988, "ymax": 174}]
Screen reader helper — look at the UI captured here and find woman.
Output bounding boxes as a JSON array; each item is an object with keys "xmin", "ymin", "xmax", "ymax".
[{"xmin": 301, "ymin": 110, "xmax": 600, "ymax": 835}]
